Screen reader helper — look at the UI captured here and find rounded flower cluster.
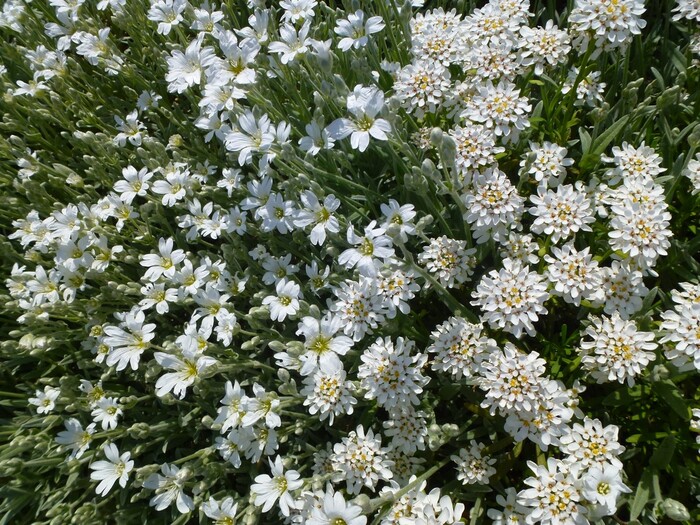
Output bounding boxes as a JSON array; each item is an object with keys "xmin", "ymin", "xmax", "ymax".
[
  {"xmin": 579, "ymin": 312, "xmax": 658, "ymax": 386},
  {"xmin": 472, "ymin": 258, "xmax": 550, "ymax": 338}
]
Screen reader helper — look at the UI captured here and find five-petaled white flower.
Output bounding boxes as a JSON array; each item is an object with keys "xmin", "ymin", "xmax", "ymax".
[{"xmin": 89, "ymin": 443, "xmax": 134, "ymax": 497}]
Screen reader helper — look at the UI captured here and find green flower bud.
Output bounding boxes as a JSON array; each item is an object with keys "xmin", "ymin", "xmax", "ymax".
[
  {"xmin": 688, "ymin": 124, "xmax": 700, "ymax": 148},
  {"xmin": 660, "ymin": 498, "xmax": 690, "ymax": 521},
  {"xmin": 650, "ymin": 364, "xmax": 670, "ymax": 381},
  {"xmin": 429, "ymin": 127, "xmax": 444, "ymax": 147},
  {"xmin": 128, "ymin": 422, "xmax": 151, "ymax": 440}
]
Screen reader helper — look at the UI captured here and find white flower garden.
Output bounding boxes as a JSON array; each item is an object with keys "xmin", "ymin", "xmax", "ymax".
[{"xmin": 0, "ymin": 0, "xmax": 699, "ymax": 524}]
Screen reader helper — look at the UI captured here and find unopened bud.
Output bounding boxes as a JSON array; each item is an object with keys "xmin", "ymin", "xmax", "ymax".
[
  {"xmin": 429, "ymin": 127, "xmax": 444, "ymax": 147},
  {"xmin": 660, "ymin": 498, "xmax": 690, "ymax": 521},
  {"xmin": 651, "ymin": 364, "xmax": 670, "ymax": 381}
]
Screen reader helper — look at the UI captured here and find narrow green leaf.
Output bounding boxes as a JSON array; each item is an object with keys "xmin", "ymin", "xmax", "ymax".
[
  {"xmin": 650, "ymin": 435, "xmax": 676, "ymax": 470},
  {"xmin": 580, "ymin": 115, "xmax": 630, "ymax": 170},
  {"xmin": 653, "ymin": 379, "xmax": 690, "ymax": 419},
  {"xmin": 630, "ymin": 468, "xmax": 653, "ymax": 520}
]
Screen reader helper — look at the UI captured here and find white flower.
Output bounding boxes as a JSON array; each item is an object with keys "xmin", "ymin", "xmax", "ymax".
[
  {"xmin": 461, "ymin": 80, "xmax": 531, "ymax": 143},
  {"xmin": 660, "ymin": 301, "xmax": 700, "ymax": 371},
  {"xmin": 261, "ymin": 193, "xmax": 296, "ymax": 234},
  {"xmin": 393, "ymin": 59, "xmax": 451, "ymax": 118},
  {"xmin": 608, "ymin": 200, "xmax": 672, "ymax": 270},
  {"xmin": 140, "ymin": 237, "xmax": 186, "ymax": 282},
  {"xmin": 338, "ymin": 220, "xmax": 395, "ymax": 277},
  {"xmin": 113, "ymin": 110, "xmax": 144, "ymax": 147},
  {"xmin": 55, "ymin": 418, "xmax": 95, "ymax": 459},
  {"xmin": 380, "ymin": 199, "xmax": 416, "ymax": 242},
  {"xmin": 241, "ymin": 383, "xmax": 282, "ymax": 429},
  {"xmin": 520, "ymin": 141, "xmax": 573, "ymax": 188},
  {"xmin": 280, "ymin": 0, "xmax": 317, "ymax": 23},
  {"xmin": 225, "ymin": 111, "xmax": 277, "ymax": 167},
  {"xmin": 214, "ymin": 380, "xmax": 246, "ymax": 432},
  {"xmin": 29, "ymin": 385, "xmax": 60, "ymax": 414},
  {"xmin": 418, "ymin": 236, "xmax": 476, "ymax": 288},
  {"xmin": 154, "ymin": 349, "xmax": 218, "ymax": 399},
  {"xmin": 251, "ymin": 456, "xmax": 303, "ymax": 516},
  {"xmin": 293, "ymin": 191, "xmax": 341, "ymax": 245},
  {"xmin": 673, "ymin": 0, "xmax": 700, "ymax": 21},
  {"xmin": 335, "ymin": 9, "xmax": 384, "ymax": 51},
  {"xmin": 327, "ymin": 85, "xmax": 391, "ymax": 152},
  {"xmin": 518, "ymin": 458, "xmax": 587, "ymax": 525},
  {"xmin": 376, "ymin": 267, "xmax": 420, "ymax": 318},
  {"xmin": 91, "ymin": 396, "xmax": 122, "ymax": 430},
  {"xmin": 544, "ymin": 243, "xmax": 602, "ymax": 306},
  {"xmin": 331, "ymin": 426, "xmax": 393, "ymax": 494},
  {"xmin": 299, "ymin": 120, "xmax": 335, "ymax": 156},
  {"xmin": 471, "ymin": 258, "xmax": 549, "ymax": 338},
  {"xmin": 165, "ymin": 36, "xmax": 216, "ymax": 93},
  {"xmin": 562, "ymin": 67, "xmax": 606, "ymax": 107},
  {"xmin": 262, "ymin": 278, "xmax": 301, "ymax": 322},
  {"xmin": 269, "ymin": 21, "xmax": 312, "ymax": 64},
  {"xmin": 581, "ymin": 464, "xmax": 631, "ymax": 516},
  {"xmin": 139, "ymin": 282, "xmax": 177, "ymax": 314},
  {"xmin": 383, "ymin": 407, "xmax": 428, "ymax": 455},
  {"xmin": 579, "ymin": 312, "xmax": 657, "ymax": 386},
  {"xmin": 202, "ymin": 496, "xmax": 238, "ymax": 523},
  {"xmin": 449, "ymin": 124, "xmax": 504, "ymax": 184},
  {"xmin": 451, "ymin": 441, "xmax": 497, "ymax": 485},
  {"xmin": 358, "ymin": 336, "xmax": 429, "ymax": 410},
  {"xmin": 103, "ymin": 308, "xmax": 157, "ymax": 371},
  {"xmin": 683, "ymin": 153, "xmax": 700, "ymax": 194},
  {"xmin": 89, "ymin": 443, "xmax": 134, "ymax": 497},
  {"xmin": 427, "ymin": 317, "xmax": 497, "ymax": 380},
  {"xmin": 301, "ymin": 359, "xmax": 357, "ymax": 425},
  {"xmin": 529, "ymin": 183, "xmax": 595, "ymax": 243},
  {"xmin": 151, "ymin": 165, "xmax": 192, "ymax": 207},
  {"xmin": 296, "ymin": 314, "xmax": 354, "ymax": 376},
  {"xmin": 560, "ymin": 417, "xmax": 625, "ymax": 469},
  {"xmin": 308, "ymin": 487, "xmax": 367, "ymax": 525},
  {"xmin": 602, "ymin": 142, "xmax": 666, "ymax": 184},
  {"xmin": 463, "ymin": 167, "xmax": 525, "ymax": 244},
  {"xmin": 113, "ymin": 165, "xmax": 152, "ymax": 204},
  {"xmin": 570, "ymin": 0, "xmax": 646, "ymax": 54},
  {"xmin": 328, "ymin": 277, "xmax": 387, "ymax": 341},
  {"xmin": 147, "ymin": 0, "xmax": 186, "ymax": 35},
  {"xmin": 487, "ymin": 488, "xmax": 529, "ymax": 525},
  {"xmin": 518, "ymin": 21, "xmax": 571, "ymax": 76},
  {"xmin": 143, "ymin": 463, "xmax": 194, "ymax": 514}
]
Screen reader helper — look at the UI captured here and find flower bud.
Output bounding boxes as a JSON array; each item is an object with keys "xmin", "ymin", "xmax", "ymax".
[
  {"xmin": 168, "ymin": 134, "xmax": 183, "ymax": 148},
  {"xmin": 354, "ymin": 494, "xmax": 371, "ymax": 513},
  {"xmin": 128, "ymin": 422, "xmax": 151, "ymax": 439},
  {"xmin": 660, "ymin": 498, "xmax": 690, "ymax": 521},
  {"xmin": 415, "ymin": 214, "xmax": 434, "ymax": 233},
  {"xmin": 429, "ymin": 127, "xmax": 444, "ymax": 147},
  {"xmin": 19, "ymin": 333, "xmax": 35, "ymax": 350},
  {"xmin": 688, "ymin": 124, "xmax": 700, "ymax": 149},
  {"xmin": 268, "ymin": 340, "xmax": 286, "ymax": 353},
  {"xmin": 650, "ymin": 364, "xmax": 670, "ymax": 381},
  {"xmin": 277, "ymin": 368, "xmax": 291, "ymax": 383}
]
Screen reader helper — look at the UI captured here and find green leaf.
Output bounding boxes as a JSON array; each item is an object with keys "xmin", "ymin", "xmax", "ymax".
[
  {"xmin": 579, "ymin": 115, "xmax": 630, "ymax": 170},
  {"xmin": 579, "ymin": 127, "xmax": 592, "ymax": 156},
  {"xmin": 653, "ymin": 379, "xmax": 691, "ymax": 419},
  {"xmin": 630, "ymin": 468, "xmax": 653, "ymax": 520},
  {"xmin": 650, "ymin": 435, "xmax": 676, "ymax": 470},
  {"xmin": 603, "ymin": 385, "xmax": 640, "ymax": 407}
]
